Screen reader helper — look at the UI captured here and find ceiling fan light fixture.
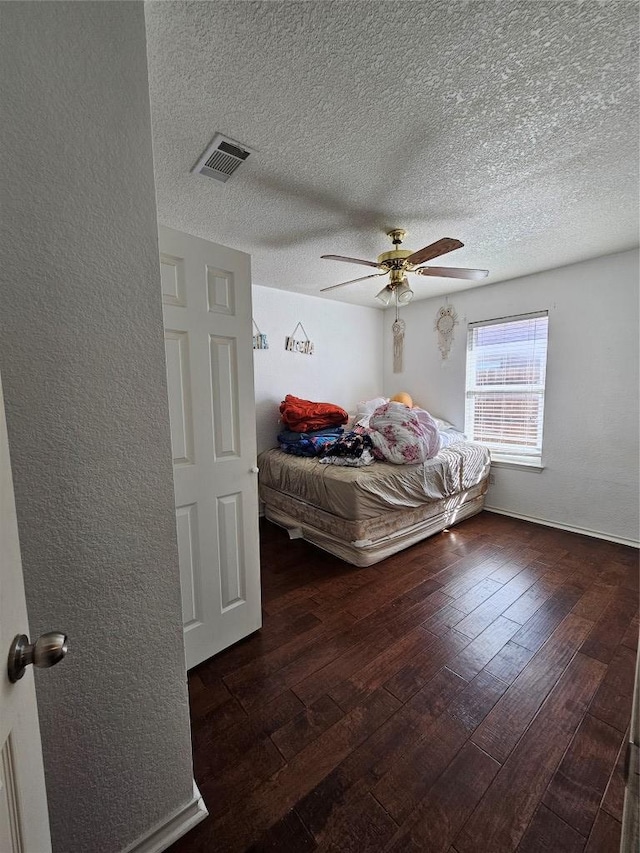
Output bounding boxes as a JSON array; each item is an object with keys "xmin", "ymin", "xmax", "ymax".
[
  {"xmin": 396, "ymin": 279, "xmax": 414, "ymax": 304},
  {"xmin": 321, "ymin": 231, "xmax": 488, "ymax": 299},
  {"xmin": 376, "ymin": 285, "xmax": 394, "ymax": 305}
]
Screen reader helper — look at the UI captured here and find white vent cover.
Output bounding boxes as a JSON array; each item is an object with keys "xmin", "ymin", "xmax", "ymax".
[{"xmin": 192, "ymin": 133, "xmax": 253, "ymax": 183}]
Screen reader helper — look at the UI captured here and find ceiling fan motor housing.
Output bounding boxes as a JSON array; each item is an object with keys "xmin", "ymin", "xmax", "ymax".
[
  {"xmin": 378, "ymin": 229, "xmax": 415, "ymax": 273},
  {"xmin": 377, "ymin": 248, "xmax": 414, "ymax": 271}
]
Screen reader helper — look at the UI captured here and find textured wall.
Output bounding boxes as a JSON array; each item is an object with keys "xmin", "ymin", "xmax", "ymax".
[
  {"xmin": 252, "ymin": 286, "xmax": 384, "ymax": 453},
  {"xmin": 0, "ymin": 3, "xmax": 194, "ymax": 852},
  {"xmin": 382, "ymin": 250, "xmax": 640, "ymax": 544}
]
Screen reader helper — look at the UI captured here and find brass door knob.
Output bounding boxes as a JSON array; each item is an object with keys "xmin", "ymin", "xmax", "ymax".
[{"xmin": 7, "ymin": 632, "xmax": 68, "ymax": 683}]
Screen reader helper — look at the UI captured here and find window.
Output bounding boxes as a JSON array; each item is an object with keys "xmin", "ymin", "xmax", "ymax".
[{"xmin": 465, "ymin": 311, "xmax": 549, "ymax": 466}]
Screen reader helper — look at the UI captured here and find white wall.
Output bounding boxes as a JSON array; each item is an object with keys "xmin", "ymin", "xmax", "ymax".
[
  {"xmin": 0, "ymin": 3, "xmax": 194, "ymax": 852},
  {"xmin": 253, "ymin": 286, "xmax": 384, "ymax": 453},
  {"xmin": 383, "ymin": 250, "xmax": 639, "ymax": 545}
]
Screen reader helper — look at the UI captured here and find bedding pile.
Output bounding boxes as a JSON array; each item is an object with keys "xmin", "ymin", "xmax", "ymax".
[
  {"xmin": 276, "ymin": 395, "xmax": 463, "ymax": 467},
  {"xmin": 318, "ymin": 430, "xmax": 375, "ymax": 467},
  {"xmin": 368, "ymin": 401, "xmax": 441, "ymax": 464},
  {"xmin": 277, "ymin": 426, "xmax": 344, "ymax": 457},
  {"xmin": 278, "ymin": 395, "xmax": 374, "ymax": 466},
  {"xmin": 279, "ymin": 395, "xmax": 348, "ymax": 433}
]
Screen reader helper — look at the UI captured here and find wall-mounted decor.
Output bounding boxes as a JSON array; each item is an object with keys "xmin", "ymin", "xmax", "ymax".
[
  {"xmin": 392, "ymin": 297, "xmax": 405, "ymax": 373},
  {"xmin": 434, "ymin": 301, "xmax": 458, "ymax": 360},
  {"xmin": 252, "ymin": 319, "xmax": 269, "ymax": 350},
  {"xmin": 392, "ymin": 317, "xmax": 405, "ymax": 373},
  {"xmin": 285, "ymin": 321, "xmax": 314, "ymax": 355}
]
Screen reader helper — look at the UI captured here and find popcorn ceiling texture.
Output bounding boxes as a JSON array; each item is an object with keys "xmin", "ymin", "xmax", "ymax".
[
  {"xmin": 0, "ymin": 3, "xmax": 193, "ymax": 852},
  {"xmin": 145, "ymin": 0, "xmax": 639, "ymax": 307}
]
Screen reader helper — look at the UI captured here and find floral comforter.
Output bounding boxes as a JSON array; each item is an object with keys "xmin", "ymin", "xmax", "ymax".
[{"xmin": 368, "ymin": 402, "xmax": 441, "ymax": 464}]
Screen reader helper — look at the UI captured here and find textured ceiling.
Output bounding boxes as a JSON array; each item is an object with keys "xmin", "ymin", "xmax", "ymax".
[{"xmin": 145, "ymin": 1, "xmax": 639, "ymax": 307}]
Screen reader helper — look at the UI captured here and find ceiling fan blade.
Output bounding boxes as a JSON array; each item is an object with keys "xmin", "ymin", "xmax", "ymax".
[
  {"xmin": 320, "ymin": 272, "xmax": 387, "ymax": 292},
  {"xmin": 414, "ymin": 266, "xmax": 489, "ymax": 281},
  {"xmin": 405, "ymin": 238, "xmax": 464, "ymax": 266},
  {"xmin": 321, "ymin": 254, "xmax": 381, "ymax": 269}
]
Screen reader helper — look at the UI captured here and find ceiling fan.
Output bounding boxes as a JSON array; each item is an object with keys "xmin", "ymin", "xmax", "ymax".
[{"xmin": 320, "ymin": 229, "xmax": 489, "ymax": 304}]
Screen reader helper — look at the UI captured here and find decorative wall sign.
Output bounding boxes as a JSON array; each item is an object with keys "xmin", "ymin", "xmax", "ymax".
[
  {"xmin": 285, "ymin": 322, "xmax": 314, "ymax": 355},
  {"xmin": 252, "ymin": 319, "xmax": 269, "ymax": 350},
  {"xmin": 434, "ymin": 301, "xmax": 458, "ymax": 360}
]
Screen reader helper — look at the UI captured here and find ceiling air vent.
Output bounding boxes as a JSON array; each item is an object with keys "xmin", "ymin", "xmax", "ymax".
[{"xmin": 192, "ymin": 133, "xmax": 253, "ymax": 183}]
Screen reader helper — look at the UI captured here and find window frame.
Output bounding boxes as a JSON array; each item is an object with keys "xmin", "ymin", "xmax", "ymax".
[{"xmin": 464, "ymin": 310, "xmax": 549, "ymax": 467}]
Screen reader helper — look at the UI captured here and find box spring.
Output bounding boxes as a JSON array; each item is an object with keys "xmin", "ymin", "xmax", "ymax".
[{"xmin": 260, "ymin": 479, "xmax": 488, "ymax": 567}]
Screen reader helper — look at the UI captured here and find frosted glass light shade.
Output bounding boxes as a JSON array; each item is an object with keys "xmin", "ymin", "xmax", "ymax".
[
  {"xmin": 376, "ymin": 285, "xmax": 394, "ymax": 305},
  {"xmin": 396, "ymin": 280, "xmax": 414, "ymax": 304}
]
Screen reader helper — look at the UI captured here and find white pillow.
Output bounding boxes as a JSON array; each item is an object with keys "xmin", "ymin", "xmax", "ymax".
[
  {"xmin": 439, "ymin": 429, "xmax": 467, "ymax": 447},
  {"xmin": 434, "ymin": 416, "xmax": 457, "ymax": 431},
  {"xmin": 356, "ymin": 397, "xmax": 388, "ymax": 416}
]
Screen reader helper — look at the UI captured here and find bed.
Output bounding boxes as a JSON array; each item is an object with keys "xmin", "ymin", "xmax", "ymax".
[{"xmin": 257, "ymin": 441, "xmax": 491, "ymax": 567}]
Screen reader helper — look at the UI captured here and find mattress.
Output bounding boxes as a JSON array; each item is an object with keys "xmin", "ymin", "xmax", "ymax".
[
  {"xmin": 257, "ymin": 442, "xmax": 490, "ymax": 520},
  {"xmin": 258, "ymin": 443, "xmax": 491, "ymax": 566}
]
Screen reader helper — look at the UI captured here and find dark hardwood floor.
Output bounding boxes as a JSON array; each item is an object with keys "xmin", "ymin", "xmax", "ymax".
[{"xmin": 168, "ymin": 512, "xmax": 638, "ymax": 853}]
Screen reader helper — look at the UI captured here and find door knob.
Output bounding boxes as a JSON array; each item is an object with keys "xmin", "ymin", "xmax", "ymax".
[
  {"xmin": 250, "ymin": 466, "xmax": 259, "ymax": 473},
  {"xmin": 7, "ymin": 631, "xmax": 68, "ymax": 683}
]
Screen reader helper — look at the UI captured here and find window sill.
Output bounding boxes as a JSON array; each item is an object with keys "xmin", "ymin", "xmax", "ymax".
[{"xmin": 490, "ymin": 458, "xmax": 545, "ymax": 473}]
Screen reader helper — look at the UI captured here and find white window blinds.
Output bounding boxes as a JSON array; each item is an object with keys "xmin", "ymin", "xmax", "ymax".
[{"xmin": 465, "ymin": 311, "xmax": 549, "ymax": 464}]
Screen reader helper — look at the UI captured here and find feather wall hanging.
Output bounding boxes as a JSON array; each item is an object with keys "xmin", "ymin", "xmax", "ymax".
[{"xmin": 392, "ymin": 298, "xmax": 405, "ymax": 374}]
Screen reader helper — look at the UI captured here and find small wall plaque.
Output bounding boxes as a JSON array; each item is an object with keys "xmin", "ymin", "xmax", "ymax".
[
  {"xmin": 285, "ymin": 322, "xmax": 314, "ymax": 355},
  {"xmin": 252, "ymin": 319, "xmax": 269, "ymax": 350}
]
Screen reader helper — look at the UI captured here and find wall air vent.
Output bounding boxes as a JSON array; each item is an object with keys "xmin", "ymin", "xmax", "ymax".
[{"xmin": 192, "ymin": 133, "xmax": 253, "ymax": 183}]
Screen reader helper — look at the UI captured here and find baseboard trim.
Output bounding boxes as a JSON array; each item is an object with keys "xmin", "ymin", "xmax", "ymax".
[
  {"xmin": 121, "ymin": 781, "xmax": 208, "ymax": 853},
  {"xmin": 484, "ymin": 506, "xmax": 640, "ymax": 549}
]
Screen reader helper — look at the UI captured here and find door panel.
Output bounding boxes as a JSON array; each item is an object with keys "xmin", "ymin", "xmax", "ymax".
[
  {"xmin": 176, "ymin": 503, "xmax": 201, "ymax": 628},
  {"xmin": 0, "ymin": 372, "xmax": 51, "ymax": 851},
  {"xmin": 210, "ymin": 335, "xmax": 240, "ymax": 458},
  {"xmin": 217, "ymin": 491, "xmax": 246, "ymax": 608},
  {"xmin": 160, "ymin": 227, "xmax": 261, "ymax": 669},
  {"xmin": 165, "ymin": 330, "xmax": 195, "ymax": 465}
]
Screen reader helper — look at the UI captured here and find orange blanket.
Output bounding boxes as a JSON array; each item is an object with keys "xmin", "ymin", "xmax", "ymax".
[{"xmin": 279, "ymin": 394, "xmax": 349, "ymax": 433}]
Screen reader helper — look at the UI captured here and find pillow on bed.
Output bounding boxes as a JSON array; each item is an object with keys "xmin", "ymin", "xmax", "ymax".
[
  {"xmin": 355, "ymin": 397, "xmax": 388, "ymax": 428},
  {"xmin": 438, "ymin": 429, "xmax": 467, "ymax": 447},
  {"xmin": 356, "ymin": 396, "xmax": 388, "ymax": 415},
  {"xmin": 433, "ymin": 416, "xmax": 457, "ymax": 431}
]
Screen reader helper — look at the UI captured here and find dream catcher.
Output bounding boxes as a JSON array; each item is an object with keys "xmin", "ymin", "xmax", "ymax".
[{"xmin": 434, "ymin": 301, "xmax": 458, "ymax": 360}]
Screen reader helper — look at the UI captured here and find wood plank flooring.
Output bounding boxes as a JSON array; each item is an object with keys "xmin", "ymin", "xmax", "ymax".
[{"xmin": 168, "ymin": 512, "xmax": 638, "ymax": 853}]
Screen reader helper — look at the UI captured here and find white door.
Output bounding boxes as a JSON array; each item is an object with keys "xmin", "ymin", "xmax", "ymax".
[
  {"xmin": 0, "ymin": 372, "xmax": 52, "ymax": 852},
  {"xmin": 159, "ymin": 226, "xmax": 262, "ymax": 669}
]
